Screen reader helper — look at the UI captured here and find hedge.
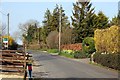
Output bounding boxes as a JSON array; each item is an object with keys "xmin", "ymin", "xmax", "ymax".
[
  {"xmin": 82, "ymin": 37, "xmax": 96, "ymax": 55},
  {"xmin": 94, "ymin": 25, "xmax": 120, "ymax": 53},
  {"xmin": 74, "ymin": 51, "xmax": 86, "ymax": 58},
  {"xmin": 93, "ymin": 52, "xmax": 120, "ymax": 70}
]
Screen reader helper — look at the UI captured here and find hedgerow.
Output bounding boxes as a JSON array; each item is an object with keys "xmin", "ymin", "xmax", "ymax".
[{"xmin": 93, "ymin": 52, "xmax": 120, "ymax": 70}]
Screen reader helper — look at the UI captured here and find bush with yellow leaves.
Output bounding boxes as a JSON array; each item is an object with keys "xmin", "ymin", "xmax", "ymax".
[
  {"xmin": 2, "ymin": 35, "xmax": 14, "ymax": 46},
  {"xmin": 94, "ymin": 25, "xmax": 120, "ymax": 53}
]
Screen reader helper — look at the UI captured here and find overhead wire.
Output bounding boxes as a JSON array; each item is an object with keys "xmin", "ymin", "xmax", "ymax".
[{"xmin": 0, "ymin": 11, "xmax": 7, "ymax": 16}]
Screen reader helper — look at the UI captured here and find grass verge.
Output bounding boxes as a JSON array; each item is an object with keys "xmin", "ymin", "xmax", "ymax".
[
  {"xmin": 47, "ymin": 49, "xmax": 59, "ymax": 53},
  {"xmin": 59, "ymin": 51, "xmax": 74, "ymax": 58}
]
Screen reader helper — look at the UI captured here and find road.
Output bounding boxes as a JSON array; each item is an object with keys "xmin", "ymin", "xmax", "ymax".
[{"xmin": 30, "ymin": 50, "xmax": 118, "ymax": 79}]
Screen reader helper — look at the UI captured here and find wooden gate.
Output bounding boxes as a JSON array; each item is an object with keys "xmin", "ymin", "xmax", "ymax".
[{"xmin": 0, "ymin": 50, "xmax": 32, "ymax": 80}]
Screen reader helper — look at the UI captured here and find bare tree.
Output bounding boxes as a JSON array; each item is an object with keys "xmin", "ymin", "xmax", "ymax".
[
  {"xmin": 19, "ymin": 19, "xmax": 39, "ymax": 36},
  {"xmin": 11, "ymin": 31, "xmax": 21, "ymax": 42},
  {"xmin": 0, "ymin": 23, "xmax": 6, "ymax": 35},
  {"xmin": 46, "ymin": 30, "xmax": 58, "ymax": 49},
  {"xmin": 0, "ymin": 23, "xmax": 6, "ymax": 49},
  {"xmin": 61, "ymin": 27, "xmax": 75, "ymax": 45}
]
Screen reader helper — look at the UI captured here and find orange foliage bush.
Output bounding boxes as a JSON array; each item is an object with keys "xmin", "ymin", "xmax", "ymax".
[{"xmin": 61, "ymin": 43, "xmax": 82, "ymax": 51}]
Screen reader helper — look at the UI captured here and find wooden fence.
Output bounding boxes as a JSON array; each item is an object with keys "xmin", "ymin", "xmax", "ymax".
[{"xmin": 0, "ymin": 50, "xmax": 32, "ymax": 80}]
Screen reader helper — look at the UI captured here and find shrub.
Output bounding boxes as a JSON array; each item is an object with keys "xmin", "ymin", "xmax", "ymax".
[
  {"xmin": 46, "ymin": 31, "xmax": 58, "ymax": 49},
  {"xmin": 2, "ymin": 35, "xmax": 19, "ymax": 50},
  {"xmin": 62, "ymin": 50, "xmax": 74, "ymax": 54},
  {"xmin": 94, "ymin": 25, "xmax": 120, "ymax": 53},
  {"xmin": 9, "ymin": 41, "xmax": 18, "ymax": 50},
  {"xmin": 74, "ymin": 51, "xmax": 86, "ymax": 59},
  {"xmin": 61, "ymin": 43, "xmax": 82, "ymax": 51},
  {"xmin": 2, "ymin": 35, "xmax": 14, "ymax": 46},
  {"xmin": 82, "ymin": 37, "xmax": 96, "ymax": 56},
  {"xmin": 93, "ymin": 52, "xmax": 120, "ymax": 70}
]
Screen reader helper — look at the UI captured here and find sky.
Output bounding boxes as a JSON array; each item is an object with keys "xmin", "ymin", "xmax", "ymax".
[{"xmin": 0, "ymin": 0, "xmax": 119, "ymax": 44}]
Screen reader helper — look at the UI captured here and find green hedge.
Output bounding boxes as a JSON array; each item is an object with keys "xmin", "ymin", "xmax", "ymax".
[
  {"xmin": 82, "ymin": 37, "xmax": 96, "ymax": 57},
  {"xmin": 93, "ymin": 52, "xmax": 120, "ymax": 70},
  {"xmin": 74, "ymin": 51, "xmax": 86, "ymax": 59}
]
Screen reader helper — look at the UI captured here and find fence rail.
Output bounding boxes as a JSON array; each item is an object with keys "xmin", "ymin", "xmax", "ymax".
[{"xmin": 0, "ymin": 50, "xmax": 32, "ymax": 80}]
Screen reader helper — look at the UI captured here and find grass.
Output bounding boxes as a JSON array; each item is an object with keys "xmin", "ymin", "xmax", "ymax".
[
  {"xmin": 47, "ymin": 49, "xmax": 59, "ymax": 53},
  {"xmin": 59, "ymin": 51, "xmax": 74, "ymax": 58},
  {"xmin": 39, "ymin": 48, "xmax": 48, "ymax": 51},
  {"xmin": 30, "ymin": 48, "xmax": 87, "ymax": 59},
  {"xmin": 46, "ymin": 49, "xmax": 75, "ymax": 58}
]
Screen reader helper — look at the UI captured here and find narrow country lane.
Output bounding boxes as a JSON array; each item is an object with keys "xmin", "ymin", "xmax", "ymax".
[{"xmin": 29, "ymin": 50, "xmax": 118, "ymax": 79}]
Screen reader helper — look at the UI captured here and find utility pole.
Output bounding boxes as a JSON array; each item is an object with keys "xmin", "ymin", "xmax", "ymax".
[
  {"xmin": 0, "ymin": 11, "xmax": 10, "ymax": 49},
  {"xmin": 59, "ymin": 5, "xmax": 61, "ymax": 54},
  {"xmin": 7, "ymin": 13, "xmax": 9, "ymax": 36},
  {"xmin": 7, "ymin": 13, "xmax": 9, "ymax": 49}
]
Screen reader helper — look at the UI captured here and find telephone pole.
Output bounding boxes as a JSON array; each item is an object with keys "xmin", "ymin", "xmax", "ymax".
[
  {"xmin": 7, "ymin": 13, "xmax": 9, "ymax": 49},
  {"xmin": 59, "ymin": 5, "xmax": 61, "ymax": 54},
  {"xmin": 7, "ymin": 13, "xmax": 9, "ymax": 36},
  {"xmin": 0, "ymin": 11, "xmax": 10, "ymax": 49}
]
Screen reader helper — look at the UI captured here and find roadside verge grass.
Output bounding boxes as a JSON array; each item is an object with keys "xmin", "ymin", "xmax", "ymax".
[
  {"xmin": 59, "ymin": 51, "xmax": 74, "ymax": 58},
  {"xmin": 47, "ymin": 49, "xmax": 59, "ymax": 53}
]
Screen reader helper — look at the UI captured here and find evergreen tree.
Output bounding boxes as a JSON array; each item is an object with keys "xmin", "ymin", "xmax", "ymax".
[
  {"xmin": 96, "ymin": 11, "xmax": 109, "ymax": 29},
  {"xmin": 42, "ymin": 5, "xmax": 70, "ymax": 44},
  {"xmin": 61, "ymin": 7, "xmax": 70, "ymax": 32},
  {"xmin": 42, "ymin": 9, "xmax": 52, "ymax": 37},
  {"xmin": 110, "ymin": 16, "xmax": 119, "ymax": 26},
  {"xmin": 52, "ymin": 4, "xmax": 70, "ymax": 32},
  {"xmin": 26, "ymin": 24, "xmax": 36, "ymax": 43},
  {"xmin": 51, "ymin": 5, "xmax": 59, "ymax": 31},
  {"xmin": 118, "ymin": 9, "xmax": 120, "ymax": 26},
  {"xmin": 71, "ymin": 1, "xmax": 95, "ymax": 43},
  {"xmin": 110, "ymin": 10, "xmax": 120, "ymax": 27},
  {"xmin": 42, "ymin": 9, "xmax": 52, "ymax": 44},
  {"xmin": 23, "ymin": 23, "xmax": 38, "ymax": 44}
]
